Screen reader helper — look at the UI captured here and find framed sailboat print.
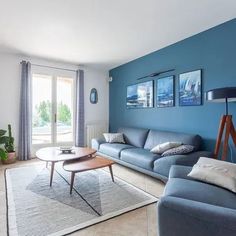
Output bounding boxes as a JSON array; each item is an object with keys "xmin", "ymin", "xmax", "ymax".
[
  {"xmin": 156, "ymin": 76, "xmax": 175, "ymax": 108},
  {"xmin": 179, "ymin": 69, "xmax": 202, "ymax": 106},
  {"xmin": 126, "ymin": 80, "xmax": 154, "ymax": 109}
]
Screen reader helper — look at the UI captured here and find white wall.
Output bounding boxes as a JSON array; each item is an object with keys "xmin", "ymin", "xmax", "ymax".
[
  {"xmin": 0, "ymin": 52, "xmax": 109, "ymax": 152},
  {"xmin": 84, "ymin": 67, "xmax": 109, "ymax": 126}
]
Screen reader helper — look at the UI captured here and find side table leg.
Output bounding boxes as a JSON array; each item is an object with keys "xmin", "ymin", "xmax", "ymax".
[
  {"xmin": 70, "ymin": 172, "xmax": 75, "ymax": 194},
  {"xmin": 109, "ymin": 165, "xmax": 114, "ymax": 182},
  {"xmin": 50, "ymin": 162, "xmax": 55, "ymax": 187}
]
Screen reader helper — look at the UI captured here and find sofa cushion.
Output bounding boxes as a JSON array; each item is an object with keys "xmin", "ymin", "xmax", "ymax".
[
  {"xmin": 120, "ymin": 148, "xmax": 161, "ymax": 170},
  {"xmin": 188, "ymin": 157, "xmax": 236, "ymax": 193},
  {"xmin": 99, "ymin": 143, "xmax": 134, "ymax": 159},
  {"xmin": 164, "ymin": 177, "xmax": 236, "ymax": 210},
  {"xmin": 118, "ymin": 127, "xmax": 149, "ymax": 148},
  {"xmin": 103, "ymin": 133, "xmax": 125, "ymax": 143},
  {"xmin": 150, "ymin": 141, "xmax": 182, "ymax": 154},
  {"xmin": 144, "ymin": 130, "xmax": 201, "ymax": 151},
  {"xmin": 161, "ymin": 145, "xmax": 194, "ymax": 157}
]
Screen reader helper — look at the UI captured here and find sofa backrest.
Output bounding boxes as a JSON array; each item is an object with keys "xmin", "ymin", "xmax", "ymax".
[
  {"xmin": 144, "ymin": 129, "xmax": 202, "ymax": 151},
  {"xmin": 118, "ymin": 127, "xmax": 149, "ymax": 148}
]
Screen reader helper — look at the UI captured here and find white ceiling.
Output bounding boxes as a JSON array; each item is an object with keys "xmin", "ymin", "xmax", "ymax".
[{"xmin": 0, "ymin": 0, "xmax": 235, "ymax": 70}]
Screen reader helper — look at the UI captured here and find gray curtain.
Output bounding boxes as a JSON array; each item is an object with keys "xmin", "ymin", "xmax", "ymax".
[
  {"xmin": 18, "ymin": 61, "xmax": 32, "ymax": 160},
  {"xmin": 75, "ymin": 69, "xmax": 85, "ymax": 147}
]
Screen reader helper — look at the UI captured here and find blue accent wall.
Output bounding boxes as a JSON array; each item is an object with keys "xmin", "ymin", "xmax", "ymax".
[{"xmin": 109, "ymin": 19, "xmax": 236, "ymax": 154}]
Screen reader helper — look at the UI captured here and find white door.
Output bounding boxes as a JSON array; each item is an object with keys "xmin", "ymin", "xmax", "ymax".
[{"xmin": 32, "ymin": 71, "xmax": 75, "ymax": 149}]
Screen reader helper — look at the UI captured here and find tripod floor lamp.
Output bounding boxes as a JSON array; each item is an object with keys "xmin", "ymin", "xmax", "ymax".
[{"xmin": 206, "ymin": 87, "xmax": 236, "ymax": 160}]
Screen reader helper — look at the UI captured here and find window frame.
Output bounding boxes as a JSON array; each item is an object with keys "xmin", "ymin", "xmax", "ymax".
[{"xmin": 31, "ymin": 66, "xmax": 76, "ymax": 152}]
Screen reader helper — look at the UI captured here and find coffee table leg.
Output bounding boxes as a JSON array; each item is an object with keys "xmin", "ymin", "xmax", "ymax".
[
  {"xmin": 70, "ymin": 172, "xmax": 75, "ymax": 194},
  {"xmin": 109, "ymin": 165, "xmax": 114, "ymax": 182},
  {"xmin": 50, "ymin": 162, "xmax": 55, "ymax": 187}
]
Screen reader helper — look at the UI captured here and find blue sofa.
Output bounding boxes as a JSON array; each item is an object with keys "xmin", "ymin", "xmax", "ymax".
[
  {"xmin": 158, "ymin": 165, "xmax": 236, "ymax": 236},
  {"xmin": 92, "ymin": 127, "xmax": 212, "ymax": 182}
]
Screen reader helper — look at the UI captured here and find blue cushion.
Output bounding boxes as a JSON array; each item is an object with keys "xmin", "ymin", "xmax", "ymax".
[
  {"xmin": 164, "ymin": 178, "xmax": 236, "ymax": 210},
  {"xmin": 120, "ymin": 148, "xmax": 161, "ymax": 170},
  {"xmin": 99, "ymin": 143, "xmax": 134, "ymax": 159},
  {"xmin": 144, "ymin": 129, "xmax": 202, "ymax": 150},
  {"xmin": 118, "ymin": 127, "xmax": 149, "ymax": 148}
]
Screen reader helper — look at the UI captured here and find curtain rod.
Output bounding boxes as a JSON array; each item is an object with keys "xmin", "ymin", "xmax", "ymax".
[
  {"xmin": 21, "ymin": 61, "xmax": 78, "ymax": 72},
  {"xmin": 32, "ymin": 63, "xmax": 78, "ymax": 72}
]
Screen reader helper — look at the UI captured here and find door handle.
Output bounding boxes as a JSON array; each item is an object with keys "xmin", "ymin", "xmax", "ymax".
[{"xmin": 54, "ymin": 113, "xmax": 57, "ymax": 123}]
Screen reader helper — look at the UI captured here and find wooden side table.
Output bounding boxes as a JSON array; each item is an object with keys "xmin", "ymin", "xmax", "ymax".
[{"xmin": 63, "ymin": 156, "xmax": 115, "ymax": 194}]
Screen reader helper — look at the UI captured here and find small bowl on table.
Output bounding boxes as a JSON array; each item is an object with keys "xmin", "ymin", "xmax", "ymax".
[{"xmin": 59, "ymin": 147, "xmax": 74, "ymax": 154}]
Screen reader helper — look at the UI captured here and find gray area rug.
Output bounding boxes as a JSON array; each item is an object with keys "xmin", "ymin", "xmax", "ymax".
[{"xmin": 5, "ymin": 164, "xmax": 157, "ymax": 236}]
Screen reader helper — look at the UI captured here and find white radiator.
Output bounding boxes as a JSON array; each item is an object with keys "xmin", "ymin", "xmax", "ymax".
[{"xmin": 86, "ymin": 123, "xmax": 108, "ymax": 147}]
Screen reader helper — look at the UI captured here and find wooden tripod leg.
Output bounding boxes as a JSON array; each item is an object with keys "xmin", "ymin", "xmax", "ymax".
[
  {"xmin": 230, "ymin": 119, "xmax": 236, "ymax": 146},
  {"xmin": 214, "ymin": 115, "xmax": 226, "ymax": 159},
  {"xmin": 222, "ymin": 116, "xmax": 232, "ymax": 161}
]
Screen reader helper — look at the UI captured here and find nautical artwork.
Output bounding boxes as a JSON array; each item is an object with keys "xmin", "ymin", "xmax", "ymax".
[
  {"xmin": 126, "ymin": 81, "xmax": 153, "ymax": 108},
  {"xmin": 156, "ymin": 76, "xmax": 174, "ymax": 107},
  {"xmin": 179, "ymin": 70, "xmax": 202, "ymax": 106}
]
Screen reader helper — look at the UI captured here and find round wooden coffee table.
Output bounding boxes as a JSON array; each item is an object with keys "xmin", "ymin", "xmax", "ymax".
[{"xmin": 36, "ymin": 147, "xmax": 96, "ymax": 186}]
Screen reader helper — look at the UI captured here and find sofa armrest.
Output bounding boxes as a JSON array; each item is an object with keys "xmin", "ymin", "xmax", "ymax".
[
  {"xmin": 154, "ymin": 151, "xmax": 213, "ymax": 177},
  {"xmin": 169, "ymin": 165, "xmax": 193, "ymax": 180},
  {"xmin": 91, "ymin": 138, "xmax": 106, "ymax": 150},
  {"xmin": 174, "ymin": 150, "xmax": 213, "ymax": 166},
  {"xmin": 158, "ymin": 196, "xmax": 236, "ymax": 236},
  {"xmin": 165, "ymin": 151, "xmax": 212, "ymax": 167}
]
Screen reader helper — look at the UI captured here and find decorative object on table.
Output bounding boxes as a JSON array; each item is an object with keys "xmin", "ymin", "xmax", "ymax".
[
  {"xmin": 156, "ymin": 76, "xmax": 175, "ymax": 107},
  {"xmin": 188, "ymin": 157, "xmax": 236, "ymax": 193},
  {"xmin": 179, "ymin": 69, "xmax": 202, "ymax": 106},
  {"xmin": 137, "ymin": 69, "xmax": 175, "ymax": 80},
  {"xmin": 206, "ymin": 87, "xmax": 236, "ymax": 160},
  {"xmin": 103, "ymin": 133, "xmax": 125, "ymax": 143},
  {"xmin": 5, "ymin": 164, "xmax": 157, "ymax": 236},
  {"xmin": 126, "ymin": 80, "xmax": 153, "ymax": 109},
  {"xmin": 59, "ymin": 146, "xmax": 74, "ymax": 154},
  {"xmin": 161, "ymin": 144, "xmax": 194, "ymax": 157},
  {"xmin": 90, "ymin": 88, "xmax": 98, "ymax": 104},
  {"xmin": 0, "ymin": 124, "xmax": 16, "ymax": 164}
]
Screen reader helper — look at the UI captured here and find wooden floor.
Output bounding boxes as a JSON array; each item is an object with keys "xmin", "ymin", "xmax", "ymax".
[{"xmin": 0, "ymin": 159, "xmax": 165, "ymax": 236}]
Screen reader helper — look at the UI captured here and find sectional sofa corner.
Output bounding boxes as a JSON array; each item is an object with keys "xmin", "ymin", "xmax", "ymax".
[{"xmin": 157, "ymin": 165, "xmax": 236, "ymax": 236}]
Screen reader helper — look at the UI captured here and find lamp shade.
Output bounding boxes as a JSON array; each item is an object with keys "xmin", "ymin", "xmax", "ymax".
[{"xmin": 206, "ymin": 87, "xmax": 236, "ymax": 103}]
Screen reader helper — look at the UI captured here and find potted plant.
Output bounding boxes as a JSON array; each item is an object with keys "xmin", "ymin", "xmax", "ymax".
[{"xmin": 0, "ymin": 124, "xmax": 16, "ymax": 164}]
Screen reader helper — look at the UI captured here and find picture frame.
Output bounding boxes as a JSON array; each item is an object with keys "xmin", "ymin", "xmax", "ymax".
[
  {"xmin": 179, "ymin": 69, "xmax": 202, "ymax": 106},
  {"xmin": 156, "ymin": 76, "xmax": 175, "ymax": 108},
  {"xmin": 126, "ymin": 80, "xmax": 154, "ymax": 109}
]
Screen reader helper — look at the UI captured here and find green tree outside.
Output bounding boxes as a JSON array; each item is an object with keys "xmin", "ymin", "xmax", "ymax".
[
  {"xmin": 57, "ymin": 102, "xmax": 71, "ymax": 125},
  {"xmin": 33, "ymin": 101, "xmax": 71, "ymax": 127},
  {"xmin": 38, "ymin": 100, "xmax": 51, "ymax": 123}
]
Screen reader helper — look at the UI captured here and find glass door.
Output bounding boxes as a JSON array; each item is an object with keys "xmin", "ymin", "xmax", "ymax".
[
  {"xmin": 32, "ymin": 74, "xmax": 53, "ymax": 145},
  {"xmin": 56, "ymin": 77, "xmax": 74, "ymax": 143},
  {"xmin": 32, "ymin": 73, "xmax": 74, "ymax": 147}
]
